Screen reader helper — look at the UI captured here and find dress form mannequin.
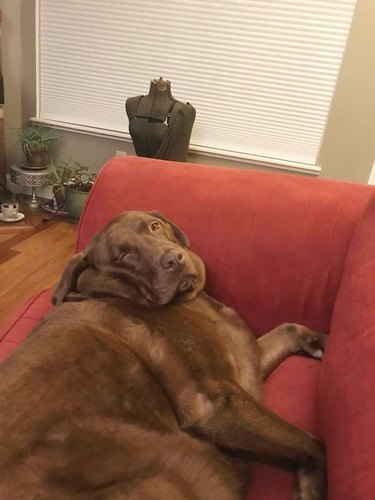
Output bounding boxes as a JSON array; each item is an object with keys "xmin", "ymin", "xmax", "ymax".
[{"xmin": 125, "ymin": 78, "xmax": 196, "ymax": 162}]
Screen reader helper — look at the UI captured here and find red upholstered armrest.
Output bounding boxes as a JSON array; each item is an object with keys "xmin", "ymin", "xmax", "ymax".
[{"xmin": 318, "ymin": 193, "xmax": 375, "ymax": 500}]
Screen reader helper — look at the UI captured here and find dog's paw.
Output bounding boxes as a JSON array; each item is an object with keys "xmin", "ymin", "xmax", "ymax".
[
  {"xmin": 298, "ymin": 329, "xmax": 328, "ymax": 360},
  {"xmin": 295, "ymin": 466, "xmax": 327, "ymax": 500}
]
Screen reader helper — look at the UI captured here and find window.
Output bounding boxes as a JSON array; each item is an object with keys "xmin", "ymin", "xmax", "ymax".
[{"xmin": 36, "ymin": 0, "xmax": 357, "ymax": 173}]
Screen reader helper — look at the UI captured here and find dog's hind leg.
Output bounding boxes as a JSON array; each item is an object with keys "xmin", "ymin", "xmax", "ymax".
[
  {"xmin": 257, "ymin": 323, "xmax": 327, "ymax": 380},
  {"xmin": 187, "ymin": 381, "xmax": 326, "ymax": 500}
]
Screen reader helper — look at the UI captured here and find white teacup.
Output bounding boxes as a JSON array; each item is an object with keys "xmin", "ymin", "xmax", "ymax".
[{"xmin": 1, "ymin": 202, "xmax": 19, "ymax": 219}]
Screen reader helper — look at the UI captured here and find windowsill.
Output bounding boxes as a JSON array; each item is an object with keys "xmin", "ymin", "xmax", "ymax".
[{"xmin": 31, "ymin": 117, "xmax": 321, "ymax": 177}]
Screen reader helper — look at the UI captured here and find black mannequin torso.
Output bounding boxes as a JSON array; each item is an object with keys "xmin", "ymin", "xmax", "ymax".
[{"xmin": 126, "ymin": 78, "xmax": 196, "ymax": 161}]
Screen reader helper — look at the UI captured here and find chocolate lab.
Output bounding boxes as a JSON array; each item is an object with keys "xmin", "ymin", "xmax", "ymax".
[{"xmin": 0, "ymin": 211, "xmax": 327, "ymax": 499}]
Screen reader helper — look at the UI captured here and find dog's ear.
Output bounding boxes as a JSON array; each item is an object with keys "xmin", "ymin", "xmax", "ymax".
[
  {"xmin": 148, "ymin": 211, "xmax": 190, "ymax": 248},
  {"xmin": 52, "ymin": 252, "xmax": 88, "ymax": 305},
  {"xmin": 77, "ymin": 267, "xmax": 140, "ymax": 302}
]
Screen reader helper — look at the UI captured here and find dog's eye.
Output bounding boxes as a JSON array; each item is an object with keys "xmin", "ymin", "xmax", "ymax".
[{"xmin": 150, "ymin": 221, "xmax": 160, "ymax": 232}]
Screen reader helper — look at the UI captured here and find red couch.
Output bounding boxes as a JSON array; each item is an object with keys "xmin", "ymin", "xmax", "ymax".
[{"xmin": 1, "ymin": 156, "xmax": 374, "ymax": 499}]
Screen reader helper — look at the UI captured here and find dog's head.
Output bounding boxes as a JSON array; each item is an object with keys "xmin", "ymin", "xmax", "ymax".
[{"xmin": 52, "ymin": 211, "xmax": 205, "ymax": 306}]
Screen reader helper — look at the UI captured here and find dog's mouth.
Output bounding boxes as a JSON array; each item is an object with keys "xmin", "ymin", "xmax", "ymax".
[
  {"xmin": 178, "ymin": 274, "xmax": 196, "ymax": 294},
  {"xmin": 140, "ymin": 274, "xmax": 196, "ymax": 306}
]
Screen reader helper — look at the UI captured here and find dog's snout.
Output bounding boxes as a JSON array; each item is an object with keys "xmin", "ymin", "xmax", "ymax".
[{"xmin": 161, "ymin": 248, "xmax": 185, "ymax": 270}]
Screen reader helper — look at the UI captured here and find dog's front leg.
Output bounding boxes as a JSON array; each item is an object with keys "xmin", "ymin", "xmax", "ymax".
[
  {"xmin": 257, "ymin": 324, "xmax": 328, "ymax": 380},
  {"xmin": 188, "ymin": 381, "xmax": 326, "ymax": 500}
]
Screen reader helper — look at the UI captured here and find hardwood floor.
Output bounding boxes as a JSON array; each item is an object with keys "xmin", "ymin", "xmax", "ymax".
[{"xmin": 0, "ymin": 205, "xmax": 76, "ymax": 328}]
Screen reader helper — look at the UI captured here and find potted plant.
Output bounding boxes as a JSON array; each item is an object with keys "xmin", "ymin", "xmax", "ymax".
[
  {"xmin": 48, "ymin": 159, "xmax": 96, "ymax": 220},
  {"xmin": 46, "ymin": 159, "xmax": 73, "ymax": 212},
  {"xmin": 18, "ymin": 123, "xmax": 60, "ymax": 169}
]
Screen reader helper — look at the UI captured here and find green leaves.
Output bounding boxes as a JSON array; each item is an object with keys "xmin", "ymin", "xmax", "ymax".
[
  {"xmin": 47, "ymin": 159, "xmax": 96, "ymax": 194},
  {"xmin": 18, "ymin": 123, "xmax": 60, "ymax": 154}
]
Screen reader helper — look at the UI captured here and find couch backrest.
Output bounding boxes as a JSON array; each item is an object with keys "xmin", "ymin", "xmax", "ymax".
[{"xmin": 77, "ymin": 156, "xmax": 373, "ymax": 335}]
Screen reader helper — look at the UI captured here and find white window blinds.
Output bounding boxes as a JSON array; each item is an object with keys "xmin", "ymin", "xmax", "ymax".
[{"xmin": 37, "ymin": 0, "xmax": 357, "ymax": 170}]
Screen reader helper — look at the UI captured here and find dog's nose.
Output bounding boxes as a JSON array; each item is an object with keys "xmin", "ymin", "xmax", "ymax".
[{"xmin": 160, "ymin": 248, "xmax": 185, "ymax": 270}]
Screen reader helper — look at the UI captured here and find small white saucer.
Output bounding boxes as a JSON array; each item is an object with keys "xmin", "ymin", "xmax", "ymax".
[{"xmin": 0, "ymin": 212, "xmax": 26, "ymax": 223}]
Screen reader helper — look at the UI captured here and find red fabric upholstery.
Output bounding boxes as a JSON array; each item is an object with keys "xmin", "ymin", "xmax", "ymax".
[
  {"xmin": 318, "ymin": 193, "xmax": 375, "ymax": 500},
  {"xmin": 1, "ymin": 156, "xmax": 374, "ymax": 499}
]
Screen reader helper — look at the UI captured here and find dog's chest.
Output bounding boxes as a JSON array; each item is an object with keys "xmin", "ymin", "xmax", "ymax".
[
  {"xmin": 194, "ymin": 296, "xmax": 261, "ymax": 393},
  {"xmin": 151, "ymin": 296, "xmax": 261, "ymax": 397}
]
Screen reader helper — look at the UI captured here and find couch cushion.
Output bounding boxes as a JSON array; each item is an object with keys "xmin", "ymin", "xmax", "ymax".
[
  {"xmin": 77, "ymin": 156, "xmax": 373, "ymax": 336},
  {"xmin": 0, "ymin": 289, "xmax": 53, "ymax": 362},
  {"xmin": 318, "ymin": 193, "xmax": 375, "ymax": 499}
]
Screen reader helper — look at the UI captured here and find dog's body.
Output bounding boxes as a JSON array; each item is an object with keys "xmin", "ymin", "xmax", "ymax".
[{"xmin": 0, "ymin": 211, "xmax": 327, "ymax": 499}]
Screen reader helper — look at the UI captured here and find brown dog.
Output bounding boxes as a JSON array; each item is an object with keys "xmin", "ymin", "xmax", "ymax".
[{"xmin": 0, "ymin": 211, "xmax": 327, "ymax": 500}]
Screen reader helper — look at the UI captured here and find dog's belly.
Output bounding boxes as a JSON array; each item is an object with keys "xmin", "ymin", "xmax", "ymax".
[
  {"xmin": 0, "ymin": 298, "xmax": 256, "ymax": 498},
  {"xmin": 0, "ymin": 312, "xmax": 242, "ymax": 499}
]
